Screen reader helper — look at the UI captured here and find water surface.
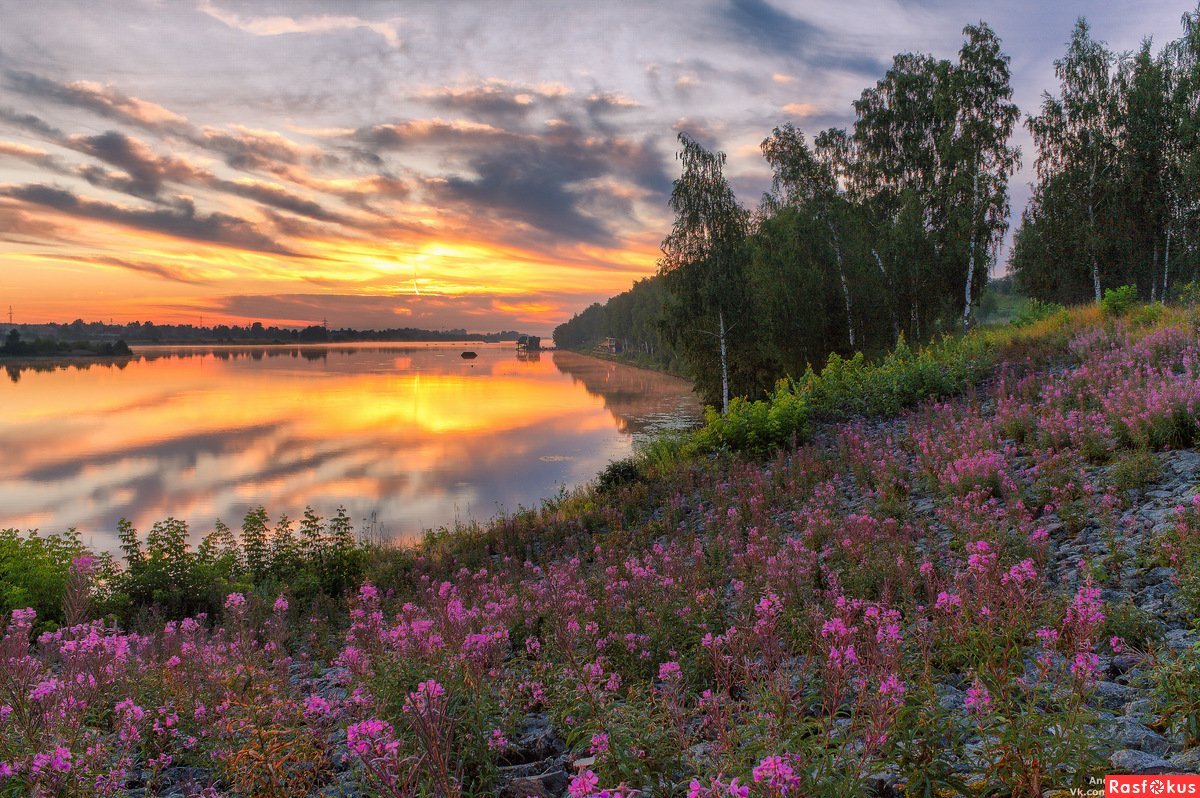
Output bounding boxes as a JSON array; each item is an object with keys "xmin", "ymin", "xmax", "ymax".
[{"xmin": 0, "ymin": 344, "xmax": 701, "ymax": 549}]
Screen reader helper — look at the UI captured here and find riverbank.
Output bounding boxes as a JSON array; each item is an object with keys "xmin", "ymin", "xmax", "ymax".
[{"xmin": 4, "ymin": 305, "xmax": 1200, "ymax": 795}]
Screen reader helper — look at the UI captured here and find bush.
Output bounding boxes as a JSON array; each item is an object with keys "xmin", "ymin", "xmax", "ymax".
[
  {"xmin": 0, "ymin": 528, "xmax": 91, "ymax": 627},
  {"xmin": 1177, "ymin": 279, "xmax": 1200, "ymax": 306},
  {"xmin": 1011, "ymin": 298, "xmax": 1065, "ymax": 328},
  {"xmin": 1110, "ymin": 448, "xmax": 1162, "ymax": 493},
  {"xmin": 597, "ymin": 458, "xmax": 642, "ymax": 493},
  {"xmin": 1101, "ymin": 285, "xmax": 1139, "ymax": 317}
]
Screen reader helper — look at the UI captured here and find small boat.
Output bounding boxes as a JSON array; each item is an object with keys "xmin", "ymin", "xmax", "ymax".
[{"xmin": 460, "ymin": 351, "xmax": 478, "ymax": 359}]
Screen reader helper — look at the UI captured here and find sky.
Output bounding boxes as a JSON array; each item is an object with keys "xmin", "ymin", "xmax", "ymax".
[{"xmin": 0, "ymin": 0, "xmax": 1193, "ymax": 334}]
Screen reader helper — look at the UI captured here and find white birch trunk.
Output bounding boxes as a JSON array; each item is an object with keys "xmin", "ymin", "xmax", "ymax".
[
  {"xmin": 873, "ymin": 249, "xmax": 900, "ymax": 345},
  {"xmin": 963, "ymin": 237, "xmax": 976, "ymax": 334},
  {"xmin": 828, "ymin": 221, "xmax": 854, "ymax": 349},
  {"xmin": 1164, "ymin": 228, "xmax": 1172, "ymax": 302},
  {"xmin": 718, "ymin": 308, "xmax": 729, "ymax": 416}
]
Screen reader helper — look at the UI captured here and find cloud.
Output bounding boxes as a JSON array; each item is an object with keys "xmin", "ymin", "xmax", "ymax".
[
  {"xmin": 68, "ymin": 130, "xmax": 204, "ymax": 197},
  {"xmin": 42, "ymin": 253, "xmax": 211, "ymax": 284},
  {"xmin": 722, "ymin": 0, "xmax": 821, "ymax": 57},
  {"xmin": 0, "ymin": 106, "xmax": 63, "ymax": 138},
  {"xmin": 196, "ymin": 125, "xmax": 314, "ymax": 171},
  {"xmin": 4, "ymin": 70, "xmax": 190, "ymax": 135},
  {"xmin": 0, "ymin": 140, "xmax": 62, "ymax": 169},
  {"xmin": 419, "ymin": 81, "xmax": 540, "ymax": 121},
  {"xmin": 1, "ymin": 183, "xmax": 293, "ymax": 254},
  {"xmin": 197, "ymin": 0, "xmax": 402, "ymax": 48},
  {"xmin": 195, "ymin": 288, "xmax": 601, "ymax": 330},
  {"xmin": 4, "ymin": 71, "xmax": 321, "ymax": 175},
  {"xmin": 355, "ymin": 116, "xmax": 669, "ymax": 247},
  {"xmin": 0, "ymin": 199, "xmax": 63, "ymax": 240}
]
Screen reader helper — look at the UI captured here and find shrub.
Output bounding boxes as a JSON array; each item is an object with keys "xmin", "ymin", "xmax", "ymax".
[
  {"xmin": 1129, "ymin": 302, "xmax": 1165, "ymax": 328},
  {"xmin": 1177, "ymin": 279, "xmax": 1200, "ymax": 305},
  {"xmin": 1110, "ymin": 448, "xmax": 1162, "ymax": 493},
  {"xmin": 1101, "ymin": 285, "xmax": 1139, "ymax": 317},
  {"xmin": 597, "ymin": 458, "xmax": 642, "ymax": 493},
  {"xmin": 1012, "ymin": 298, "xmax": 1065, "ymax": 328},
  {"xmin": 1152, "ymin": 640, "xmax": 1200, "ymax": 747}
]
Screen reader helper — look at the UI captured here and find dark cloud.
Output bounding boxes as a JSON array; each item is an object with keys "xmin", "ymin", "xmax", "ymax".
[
  {"xmin": 718, "ymin": 1, "xmax": 887, "ymax": 74},
  {"xmin": 214, "ymin": 177, "xmax": 348, "ymax": 223},
  {"xmin": 360, "ymin": 118, "xmax": 669, "ymax": 246},
  {"xmin": 69, "ymin": 130, "xmax": 203, "ymax": 197},
  {"xmin": 2, "ymin": 183, "xmax": 294, "ymax": 254},
  {"xmin": 196, "ymin": 126, "xmax": 308, "ymax": 170},
  {"xmin": 420, "ymin": 83, "xmax": 540, "ymax": 122},
  {"xmin": 196, "ymin": 289, "xmax": 598, "ymax": 330},
  {"xmin": 62, "ymin": 129, "xmax": 350, "ymax": 224},
  {"xmin": 0, "ymin": 106, "xmax": 63, "ymax": 138},
  {"xmin": 722, "ymin": 0, "xmax": 821, "ymax": 56},
  {"xmin": 3, "ymin": 70, "xmax": 192, "ymax": 136}
]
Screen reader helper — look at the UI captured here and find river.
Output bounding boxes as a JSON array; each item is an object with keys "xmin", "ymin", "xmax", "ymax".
[{"xmin": 0, "ymin": 343, "xmax": 702, "ymax": 549}]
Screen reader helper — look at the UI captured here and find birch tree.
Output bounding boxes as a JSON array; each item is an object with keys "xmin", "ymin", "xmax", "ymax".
[{"xmin": 659, "ymin": 133, "xmax": 751, "ymax": 414}]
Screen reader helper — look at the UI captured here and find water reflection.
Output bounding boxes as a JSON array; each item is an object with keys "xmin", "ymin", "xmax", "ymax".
[{"xmin": 0, "ymin": 344, "xmax": 700, "ymax": 549}]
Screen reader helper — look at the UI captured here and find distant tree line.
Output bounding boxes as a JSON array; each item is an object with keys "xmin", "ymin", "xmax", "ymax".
[
  {"xmin": 1, "ymin": 328, "xmax": 131, "ymax": 358},
  {"xmin": 1011, "ymin": 11, "xmax": 1200, "ymax": 303},
  {"xmin": 552, "ymin": 277, "xmax": 684, "ymax": 372},
  {"xmin": 3, "ymin": 319, "xmax": 529, "ymax": 345}
]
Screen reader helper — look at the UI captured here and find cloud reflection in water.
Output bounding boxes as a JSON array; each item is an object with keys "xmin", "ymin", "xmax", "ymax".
[{"xmin": 0, "ymin": 344, "xmax": 700, "ymax": 549}]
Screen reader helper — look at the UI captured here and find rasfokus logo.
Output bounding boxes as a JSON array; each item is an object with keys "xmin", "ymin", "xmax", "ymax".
[{"xmin": 1106, "ymin": 776, "xmax": 1200, "ymax": 795}]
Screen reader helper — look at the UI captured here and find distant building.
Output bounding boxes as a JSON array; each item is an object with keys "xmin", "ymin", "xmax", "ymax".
[
  {"xmin": 598, "ymin": 337, "xmax": 622, "ymax": 354},
  {"xmin": 516, "ymin": 334, "xmax": 541, "ymax": 350}
]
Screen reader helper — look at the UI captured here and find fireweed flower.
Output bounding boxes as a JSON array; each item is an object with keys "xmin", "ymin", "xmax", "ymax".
[
  {"xmin": 569, "ymin": 770, "xmax": 600, "ymax": 797},
  {"xmin": 590, "ymin": 732, "xmax": 610, "ymax": 756},
  {"xmin": 879, "ymin": 674, "xmax": 906, "ymax": 705},
  {"xmin": 403, "ymin": 679, "xmax": 446, "ymax": 714},
  {"xmin": 223, "ymin": 592, "xmax": 246, "ymax": 610},
  {"xmin": 1071, "ymin": 651, "xmax": 1102, "ymax": 683},
  {"xmin": 752, "ymin": 755, "xmax": 798, "ymax": 788},
  {"xmin": 346, "ymin": 719, "xmax": 398, "ymax": 757},
  {"xmin": 272, "ymin": 595, "xmax": 289, "ymax": 614},
  {"xmin": 965, "ymin": 679, "xmax": 992, "ymax": 714}
]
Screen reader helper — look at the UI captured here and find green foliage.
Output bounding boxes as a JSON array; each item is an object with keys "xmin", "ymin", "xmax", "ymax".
[
  {"xmin": 1110, "ymin": 447, "xmax": 1162, "ymax": 493},
  {"xmin": 96, "ymin": 506, "xmax": 369, "ymax": 623},
  {"xmin": 1101, "ymin": 285, "xmax": 1139, "ymax": 317},
  {"xmin": 693, "ymin": 329, "xmax": 998, "ymax": 454},
  {"xmin": 1152, "ymin": 640, "xmax": 1200, "ymax": 747},
  {"xmin": 1178, "ymin": 279, "xmax": 1200, "ymax": 305},
  {"xmin": 597, "ymin": 458, "xmax": 642, "ymax": 494},
  {"xmin": 0, "ymin": 528, "xmax": 90, "ymax": 627},
  {"xmin": 1014, "ymin": 13, "xmax": 1200, "ymax": 306},
  {"xmin": 1011, "ymin": 298, "xmax": 1065, "ymax": 327},
  {"xmin": 693, "ymin": 385, "xmax": 810, "ymax": 457},
  {"xmin": 1102, "ymin": 600, "xmax": 1162, "ymax": 651}
]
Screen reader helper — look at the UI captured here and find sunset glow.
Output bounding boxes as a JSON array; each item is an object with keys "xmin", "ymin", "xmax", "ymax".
[{"xmin": 0, "ymin": 1, "xmax": 1188, "ymax": 331}]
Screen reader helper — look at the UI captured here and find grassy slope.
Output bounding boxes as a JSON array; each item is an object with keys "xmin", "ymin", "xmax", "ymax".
[{"xmin": 6, "ymin": 302, "xmax": 1200, "ymax": 797}]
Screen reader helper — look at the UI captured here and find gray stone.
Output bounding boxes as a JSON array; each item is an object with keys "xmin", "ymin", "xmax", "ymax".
[
  {"xmin": 1165, "ymin": 628, "xmax": 1199, "ymax": 651},
  {"xmin": 1126, "ymin": 698, "xmax": 1157, "ymax": 721},
  {"xmin": 1110, "ymin": 749, "xmax": 1175, "ymax": 774},
  {"xmin": 1094, "ymin": 676, "xmax": 1137, "ymax": 710},
  {"xmin": 936, "ymin": 684, "xmax": 965, "ymax": 711},
  {"xmin": 1170, "ymin": 748, "xmax": 1200, "ymax": 774},
  {"xmin": 1115, "ymin": 718, "xmax": 1172, "ymax": 756},
  {"xmin": 1111, "ymin": 653, "xmax": 1144, "ymax": 675}
]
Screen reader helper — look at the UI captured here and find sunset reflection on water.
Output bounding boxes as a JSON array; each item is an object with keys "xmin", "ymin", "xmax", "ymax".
[{"xmin": 0, "ymin": 344, "xmax": 700, "ymax": 549}]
